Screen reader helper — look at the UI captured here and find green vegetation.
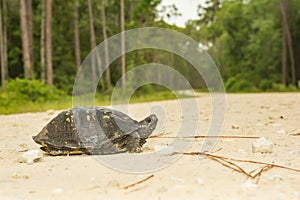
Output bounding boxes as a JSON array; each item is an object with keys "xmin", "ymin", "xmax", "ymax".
[
  {"xmin": 0, "ymin": 0, "xmax": 300, "ymax": 114},
  {"xmin": 0, "ymin": 79, "xmax": 189, "ymax": 114},
  {"xmin": 0, "ymin": 78, "xmax": 69, "ymax": 114},
  {"xmin": 186, "ymin": 0, "xmax": 300, "ymax": 92}
]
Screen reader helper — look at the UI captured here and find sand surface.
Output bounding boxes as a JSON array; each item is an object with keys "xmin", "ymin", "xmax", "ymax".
[{"xmin": 0, "ymin": 93, "xmax": 300, "ymax": 199}]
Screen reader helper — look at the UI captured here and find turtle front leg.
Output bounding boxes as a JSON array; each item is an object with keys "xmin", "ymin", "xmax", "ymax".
[
  {"xmin": 125, "ymin": 131, "xmax": 142, "ymax": 153},
  {"xmin": 112, "ymin": 132, "xmax": 142, "ymax": 153}
]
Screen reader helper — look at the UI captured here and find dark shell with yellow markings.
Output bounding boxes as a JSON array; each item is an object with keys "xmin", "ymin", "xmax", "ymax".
[{"xmin": 33, "ymin": 107, "xmax": 158, "ymax": 155}]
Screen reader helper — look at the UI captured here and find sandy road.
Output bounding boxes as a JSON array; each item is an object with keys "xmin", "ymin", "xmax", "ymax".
[{"xmin": 0, "ymin": 93, "xmax": 299, "ymax": 199}]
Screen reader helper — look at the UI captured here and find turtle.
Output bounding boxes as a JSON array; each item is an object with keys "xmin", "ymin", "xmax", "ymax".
[{"xmin": 32, "ymin": 106, "xmax": 158, "ymax": 155}]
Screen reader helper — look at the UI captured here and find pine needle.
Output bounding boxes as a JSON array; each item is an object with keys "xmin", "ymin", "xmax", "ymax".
[
  {"xmin": 150, "ymin": 135, "xmax": 260, "ymax": 139},
  {"xmin": 122, "ymin": 174, "xmax": 154, "ymax": 190},
  {"xmin": 172, "ymin": 152, "xmax": 300, "ymax": 179}
]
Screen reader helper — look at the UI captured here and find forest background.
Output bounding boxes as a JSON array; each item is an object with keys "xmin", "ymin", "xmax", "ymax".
[{"xmin": 0, "ymin": 0, "xmax": 299, "ymax": 114}]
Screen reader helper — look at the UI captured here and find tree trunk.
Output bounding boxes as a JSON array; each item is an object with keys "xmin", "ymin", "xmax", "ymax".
[
  {"xmin": 100, "ymin": 0, "xmax": 111, "ymax": 89},
  {"xmin": 0, "ymin": 1, "xmax": 5, "ymax": 91},
  {"xmin": 120, "ymin": 0, "xmax": 126, "ymax": 92},
  {"xmin": 46, "ymin": 0, "xmax": 53, "ymax": 86},
  {"xmin": 40, "ymin": 0, "xmax": 46, "ymax": 82},
  {"xmin": 88, "ymin": 0, "xmax": 104, "ymax": 92},
  {"xmin": 20, "ymin": 0, "xmax": 33, "ymax": 79},
  {"xmin": 88, "ymin": 0, "xmax": 96, "ymax": 89},
  {"xmin": 129, "ymin": 0, "xmax": 134, "ymax": 22},
  {"xmin": 281, "ymin": 22, "xmax": 287, "ymax": 86},
  {"xmin": 280, "ymin": 0, "xmax": 296, "ymax": 86},
  {"xmin": 73, "ymin": 0, "xmax": 81, "ymax": 70},
  {"xmin": 3, "ymin": 0, "xmax": 8, "ymax": 84},
  {"xmin": 26, "ymin": 0, "xmax": 34, "ymax": 72}
]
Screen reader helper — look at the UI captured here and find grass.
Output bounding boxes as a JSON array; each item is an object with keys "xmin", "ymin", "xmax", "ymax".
[
  {"xmin": 0, "ymin": 99, "xmax": 72, "ymax": 114},
  {"xmin": 0, "ymin": 90, "xmax": 192, "ymax": 115},
  {"xmin": 1, "ymin": 88, "xmax": 299, "ymax": 115}
]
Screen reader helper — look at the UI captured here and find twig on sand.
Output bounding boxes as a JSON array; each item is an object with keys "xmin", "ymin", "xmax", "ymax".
[
  {"xmin": 172, "ymin": 152, "xmax": 300, "ymax": 180},
  {"xmin": 207, "ymin": 156, "xmax": 252, "ymax": 178},
  {"xmin": 149, "ymin": 135, "xmax": 260, "ymax": 139},
  {"xmin": 251, "ymin": 165, "xmax": 274, "ymax": 183},
  {"xmin": 122, "ymin": 174, "xmax": 154, "ymax": 190},
  {"xmin": 289, "ymin": 133, "xmax": 300, "ymax": 136},
  {"xmin": 287, "ymin": 127, "xmax": 300, "ymax": 135},
  {"xmin": 206, "ymin": 155, "xmax": 274, "ymax": 180}
]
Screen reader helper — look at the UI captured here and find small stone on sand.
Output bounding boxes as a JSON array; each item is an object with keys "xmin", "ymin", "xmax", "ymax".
[
  {"xmin": 252, "ymin": 137, "xmax": 273, "ymax": 153},
  {"xmin": 52, "ymin": 188, "xmax": 63, "ymax": 194},
  {"xmin": 241, "ymin": 179, "xmax": 257, "ymax": 188},
  {"xmin": 277, "ymin": 129, "xmax": 287, "ymax": 134},
  {"xmin": 17, "ymin": 150, "xmax": 43, "ymax": 164},
  {"xmin": 17, "ymin": 143, "xmax": 28, "ymax": 152},
  {"xmin": 197, "ymin": 178, "xmax": 204, "ymax": 185},
  {"xmin": 232, "ymin": 124, "xmax": 240, "ymax": 129},
  {"xmin": 154, "ymin": 145, "xmax": 175, "ymax": 155}
]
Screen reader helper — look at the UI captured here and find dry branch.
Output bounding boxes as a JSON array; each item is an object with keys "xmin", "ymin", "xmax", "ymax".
[
  {"xmin": 150, "ymin": 135, "xmax": 260, "ymax": 139},
  {"xmin": 172, "ymin": 152, "xmax": 300, "ymax": 179},
  {"xmin": 122, "ymin": 174, "xmax": 154, "ymax": 190},
  {"xmin": 289, "ymin": 133, "xmax": 300, "ymax": 136},
  {"xmin": 208, "ymin": 156, "xmax": 252, "ymax": 178}
]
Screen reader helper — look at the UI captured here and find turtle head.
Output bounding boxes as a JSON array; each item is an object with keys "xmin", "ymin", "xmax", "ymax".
[{"xmin": 137, "ymin": 114, "xmax": 158, "ymax": 139}]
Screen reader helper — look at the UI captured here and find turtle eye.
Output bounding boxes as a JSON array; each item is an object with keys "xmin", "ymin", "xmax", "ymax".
[{"xmin": 145, "ymin": 117, "xmax": 152, "ymax": 123}]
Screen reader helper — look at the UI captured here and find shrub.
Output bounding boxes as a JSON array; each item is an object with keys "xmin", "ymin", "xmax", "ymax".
[
  {"xmin": 1, "ymin": 78, "xmax": 65, "ymax": 106},
  {"xmin": 271, "ymin": 83, "xmax": 298, "ymax": 92},
  {"xmin": 225, "ymin": 77, "xmax": 237, "ymax": 92},
  {"xmin": 259, "ymin": 79, "xmax": 273, "ymax": 91},
  {"xmin": 225, "ymin": 77, "xmax": 258, "ymax": 92}
]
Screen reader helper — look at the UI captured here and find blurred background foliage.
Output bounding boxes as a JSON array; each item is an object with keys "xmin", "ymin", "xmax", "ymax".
[{"xmin": 0, "ymin": 0, "xmax": 299, "ymax": 113}]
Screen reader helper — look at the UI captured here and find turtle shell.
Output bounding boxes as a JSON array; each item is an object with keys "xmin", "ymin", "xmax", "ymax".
[{"xmin": 33, "ymin": 107, "xmax": 158, "ymax": 155}]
